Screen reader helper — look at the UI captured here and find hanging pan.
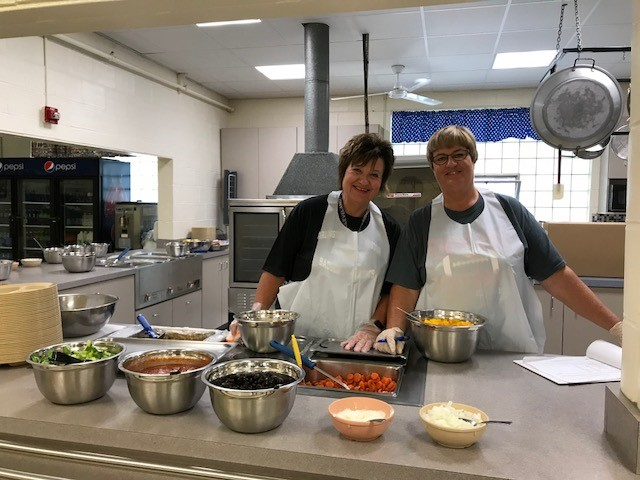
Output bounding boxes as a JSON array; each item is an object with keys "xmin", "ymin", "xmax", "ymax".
[{"xmin": 530, "ymin": 59, "xmax": 624, "ymax": 152}]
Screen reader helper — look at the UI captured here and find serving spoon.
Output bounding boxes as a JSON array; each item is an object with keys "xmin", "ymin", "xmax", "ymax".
[{"xmin": 460, "ymin": 418, "xmax": 513, "ymax": 426}]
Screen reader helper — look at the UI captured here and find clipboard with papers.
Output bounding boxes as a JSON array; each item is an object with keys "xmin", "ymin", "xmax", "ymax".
[{"xmin": 513, "ymin": 340, "xmax": 621, "ymax": 385}]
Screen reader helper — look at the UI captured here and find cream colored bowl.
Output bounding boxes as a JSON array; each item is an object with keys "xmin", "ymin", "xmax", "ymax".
[
  {"xmin": 419, "ymin": 402, "xmax": 488, "ymax": 448},
  {"xmin": 21, "ymin": 258, "xmax": 43, "ymax": 267}
]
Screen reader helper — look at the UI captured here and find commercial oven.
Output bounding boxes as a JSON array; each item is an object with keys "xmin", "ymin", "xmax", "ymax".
[{"xmin": 228, "ymin": 198, "xmax": 305, "ymax": 314}]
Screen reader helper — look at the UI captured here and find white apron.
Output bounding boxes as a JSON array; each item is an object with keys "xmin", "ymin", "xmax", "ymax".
[
  {"xmin": 416, "ymin": 189, "xmax": 545, "ymax": 353},
  {"xmin": 278, "ymin": 191, "xmax": 390, "ymax": 339}
]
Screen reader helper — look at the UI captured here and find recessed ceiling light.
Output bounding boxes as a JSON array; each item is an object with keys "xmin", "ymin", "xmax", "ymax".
[
  {"xmin": 256, "ymin": 64, "xmax": 305, "ymax": 80},
  {"xmin": 492, "ymin": 50, "xmax": 557, "ymax": 69},
  {"xmin": 196, "ymin": 19, "xmax": 261, "ymax": 28}
]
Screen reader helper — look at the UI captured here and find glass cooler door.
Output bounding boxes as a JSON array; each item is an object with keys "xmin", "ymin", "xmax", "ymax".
[
  {"xmin": 61, "ymin": 179, "xmax": 96, "ymax": 245},
  {"xmin": 21, "ymin": 178, "xmax": 55, "ymax": 257},
  {"xmin": 0, "ymin": 178, "xmax": 12, "ymax": 260}
]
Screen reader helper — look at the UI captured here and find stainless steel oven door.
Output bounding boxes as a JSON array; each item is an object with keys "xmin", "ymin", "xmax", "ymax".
[{"xmin": 228, "ymin": 199, "xmax": 302, "ymax": 290}]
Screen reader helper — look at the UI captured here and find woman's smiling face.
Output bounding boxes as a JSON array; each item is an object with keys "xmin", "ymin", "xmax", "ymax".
[
  {"xmin": 431, "ymin": 146, "xmax": 475, "ymax": 193},
  {"xmin": 341, "ymin": 158, "xmax": 384, "ymax": 207}
]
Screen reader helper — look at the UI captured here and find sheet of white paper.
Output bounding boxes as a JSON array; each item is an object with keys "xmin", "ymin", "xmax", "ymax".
[{"xmin": 514, "ymin": 341, "xmax": 621, "ymax": 385}]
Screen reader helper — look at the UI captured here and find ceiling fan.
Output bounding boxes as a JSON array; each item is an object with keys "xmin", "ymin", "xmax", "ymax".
[{"xmin": 332, "ymin": 64, "xmax": 442, "ymax": 106}]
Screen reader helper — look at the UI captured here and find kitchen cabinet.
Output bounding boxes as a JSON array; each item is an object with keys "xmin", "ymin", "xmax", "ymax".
[
  {"xmin": 534, "ymin": 284, "xmax": 623, "ymax": 355},
  {"xmin": 136, "ymin": 290, "xmax": 203, "ymax": 328},
  {"xmin": 202, "ymin": 255, "xmax": 229, "ymax": 329},
  {"xmin": 60, "ymin": 275, "xmax": 135, "ymax": 325}
]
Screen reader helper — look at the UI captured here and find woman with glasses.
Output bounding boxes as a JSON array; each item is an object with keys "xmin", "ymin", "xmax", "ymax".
[
  {"xmin": 228, "ymin": 133, "xmax": 401, "ymax": 352},
  {"xmin": 376, "ymin": 125, "xmax": 622, "ymax": 354}
]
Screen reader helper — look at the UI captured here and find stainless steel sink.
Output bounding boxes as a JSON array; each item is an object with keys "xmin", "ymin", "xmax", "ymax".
[{"xmin": 100, "ymin": 250, "xmax": 178, "ymax": 268}]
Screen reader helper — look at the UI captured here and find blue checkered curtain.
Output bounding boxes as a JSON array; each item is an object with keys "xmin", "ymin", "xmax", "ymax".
[{"xmin": 391, "ymin": 107, "xmax": 540, "ymax": 143}]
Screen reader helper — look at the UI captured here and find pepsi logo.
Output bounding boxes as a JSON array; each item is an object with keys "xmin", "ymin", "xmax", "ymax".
[{"xmin": 44, "ymin": 161, "xmax": 55, "ymax": 173}]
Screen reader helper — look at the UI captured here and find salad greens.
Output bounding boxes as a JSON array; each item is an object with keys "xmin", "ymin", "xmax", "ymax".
[{"xmin": 30, "ymin": 341, "xmax": 116, "ymax": 365}]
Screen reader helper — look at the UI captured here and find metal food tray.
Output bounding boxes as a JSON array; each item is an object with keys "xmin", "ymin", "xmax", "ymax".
[
  {"xmin": 109, "ymin": 325, "xmax": 229, "ymax": 342},
  {"xmin": 309, "ymin": 338, "xmax": 408, "ymax": 364},
  {"xmin": 299, "ymin": 357, "xmax": 403, "ymax": 399},
  {"xmin": 98, "ymin": 326, "xmax": 236, "ymax": 361}
]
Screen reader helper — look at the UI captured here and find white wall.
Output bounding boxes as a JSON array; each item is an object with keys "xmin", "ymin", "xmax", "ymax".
[{"xmin": 0, "ymin": 34, "xmax": 230, "ymax": 240}]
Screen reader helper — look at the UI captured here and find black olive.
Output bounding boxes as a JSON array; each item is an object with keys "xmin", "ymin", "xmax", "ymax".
[{"xmin": 211, "ymin": 372, "xmax": 296, "ymax": 390}]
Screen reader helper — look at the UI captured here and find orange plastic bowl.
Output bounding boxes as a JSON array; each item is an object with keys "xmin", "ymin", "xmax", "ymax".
[{"xmin": 328, "ymin": 396, "xmax": 394, "ymax": 441}]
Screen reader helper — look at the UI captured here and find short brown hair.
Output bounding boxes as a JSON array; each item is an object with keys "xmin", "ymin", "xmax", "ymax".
[
  {"xmin": 338, "ymin": 133, "xmax": 395, "ymax": 191},
  {"xmin": 426, "ymin": 125, "xmax": 478, "ymax": 167}
]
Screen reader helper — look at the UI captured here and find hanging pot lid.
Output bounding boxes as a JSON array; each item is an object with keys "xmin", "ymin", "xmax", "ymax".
[
  {"xmin": 530, "ymin": 60, "xmax": 624, "ymax": 151},
  {"xmin": 610, "ymin": 123, "xmax": 629, "ymax": 160},
  {"xmin": 574, "ymin": 136, "xmax": 610, "ymax": 159}
]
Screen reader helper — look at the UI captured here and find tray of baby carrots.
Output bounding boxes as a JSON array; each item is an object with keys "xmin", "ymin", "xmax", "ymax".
[{"xmin": 299, "ymin": 357, "xmax": 403, "ymax": 397}]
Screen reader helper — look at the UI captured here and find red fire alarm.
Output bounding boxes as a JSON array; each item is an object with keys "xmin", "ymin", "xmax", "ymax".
[{"xmin": 44, "ymin": 106, "xmax": 60, "ymax": 124}]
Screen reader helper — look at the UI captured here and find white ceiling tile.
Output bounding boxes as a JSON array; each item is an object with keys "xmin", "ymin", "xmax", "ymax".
[{"xmin": 95, "ymin": 0, "xmax": 633, "ymax": 100}]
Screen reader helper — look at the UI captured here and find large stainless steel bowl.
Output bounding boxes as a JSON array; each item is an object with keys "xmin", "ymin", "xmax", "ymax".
[
  {"xmin": 26, "ymin": 341, "xmax": 125, "ymax": 404},
  {"xmin": 62, "ymin": 252, "xmax": 96, "ymax": 273},
  {"xmin": 202, "ymin": 358, "xmax": 304, "ymax": 433},
  {"xmin": 407, "ymin": 309, "xmax": 485, "ymax": 363},
  {"xmin": 0, "ymin": 259, "xmax": 11, "ymax": 280},
  {"xmin": 88, "ymin": 243, "xmax": 109, "ymax": 257},
  {"xmin": 119, "ymin": 349, "xmax": 216, "ymax": 415},
  {"xmin": 59, "ymin": 293, "xmax": 118, "ymax": 337},
  {"xmin": 43, "ymin": 247, "xmax": 65, "ymax": 264},
  {"xmin": 166, "ymin": 241, "xmax": 189, "ymax": 257},
  {"xmin": 182, "ymin": 239, "xmax": 212, "ymax": 253},
  {"xmin": 234, "ymin": 310, "xmax": 298, "ymax": 353}
]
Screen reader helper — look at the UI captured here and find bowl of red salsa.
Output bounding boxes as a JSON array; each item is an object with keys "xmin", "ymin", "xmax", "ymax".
[{"xmin": 118, "ymin": 349, "xmax": 217, "ymax": 415}]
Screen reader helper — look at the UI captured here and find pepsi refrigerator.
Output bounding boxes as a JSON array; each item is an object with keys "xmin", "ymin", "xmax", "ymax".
[{"xmin": 0, "ymin": 157, "xmax": 130, "ymax": 260}]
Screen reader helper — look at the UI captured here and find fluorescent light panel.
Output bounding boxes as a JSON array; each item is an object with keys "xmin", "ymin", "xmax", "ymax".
[
  {"xmin": 256, "ymin": 64, "xmax": 305, "ymax": 80},
  {"xmin": 492, "ymin": 50, "xmax": 557, "ymax": 69},
  {"xmin": 196, "ymin": 19, "xmax": 261, "ymax": 27}
]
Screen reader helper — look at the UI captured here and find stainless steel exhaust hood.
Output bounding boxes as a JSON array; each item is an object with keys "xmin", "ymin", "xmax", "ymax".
[{"xmin": 272, "ymin": 23, "xmax": 339, "ymax": 197}]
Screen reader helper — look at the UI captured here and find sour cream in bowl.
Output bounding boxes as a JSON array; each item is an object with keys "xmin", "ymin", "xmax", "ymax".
[
  {"xmin": 419, "ymin": 401, "xmax": 489, "ymax": 448},
  {"xmin": 328, "ymin": 397, "xmax": 394, "ymax": 441}
]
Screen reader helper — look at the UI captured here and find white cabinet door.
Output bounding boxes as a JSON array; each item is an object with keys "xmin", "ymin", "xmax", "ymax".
[
  {"xmin": 172, "ymin": 290, "xmax": 202, "ymax": 328},
  {"xmin": 562, "ymin": 287, "xmax": 623, "ymax": 355},
  {"xmin": 60, "ymin": 275, "xmax": 136, "ymax": 325},
  {"xmin": 202, "ymin": 255, "xmax": 229, "ymax": 329},
  {"xmin": 137, "ymin": 301, "xmax": 173, "ymax": 327}
]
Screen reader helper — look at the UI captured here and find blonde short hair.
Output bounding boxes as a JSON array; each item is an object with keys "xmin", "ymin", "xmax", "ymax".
[{"xmin": 426, "ymin": 125, "xmax": 478, "ymax": 167}]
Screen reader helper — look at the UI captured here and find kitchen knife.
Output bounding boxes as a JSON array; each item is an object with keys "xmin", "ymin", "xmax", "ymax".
[{"xmin": 269, "ymin": 340, "xmax": 350, "ymax": 390}]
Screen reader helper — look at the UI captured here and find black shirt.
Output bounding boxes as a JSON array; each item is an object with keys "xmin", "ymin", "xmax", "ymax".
[{"xmin": 263, "ymin": 194, "xmax": 401, "ymax": 294}]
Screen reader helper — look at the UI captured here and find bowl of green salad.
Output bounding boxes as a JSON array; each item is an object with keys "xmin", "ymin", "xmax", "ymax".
[{"xmin": 26, "ymin": 340, "xmax": 125, "ymax": 404}]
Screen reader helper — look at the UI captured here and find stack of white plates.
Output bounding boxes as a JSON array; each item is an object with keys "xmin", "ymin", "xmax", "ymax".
[{"xmin": 0, "ymin": 282, "xmax": 63, "ymax": 365}]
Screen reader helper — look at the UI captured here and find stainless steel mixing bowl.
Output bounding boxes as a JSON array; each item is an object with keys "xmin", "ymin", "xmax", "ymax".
[
  {"xmin": 0, "ymin": 259, "xmax": 11, "ymax": 280},
  {"xmin": 26, "ymin": 341, "xmax": 125, "ymax": 405},
  {"xmin": 43, "ymin": 247, "xmax": 64, "ymax": 264},
  {"xmin": 165, "ymin": 241, "xmax": 189, "ymax": 257},
  {"xmin": 88, "ymin": 242, "xmax": 109, "ymax": 257},
  {"xmin": 62, "ymin": 252, "xmax": 96, "ymax": 273},
  {"xmin": 119, "ymin": 349, "xmax": 216, "ymax": 415},
  {"xmin": 407, "ymin": 309, "xmax": 486, "ymax": 363},
  {"xmin": 202, "ymin": 358, "xmax": 304, "ymax": 433},
  {"xmin": 58, "ymin": 293, "xmax": 118, "ymax": 337},
  {"xmin": 234, "ymin": 309, "xmax": 298, "ymax": 353}
]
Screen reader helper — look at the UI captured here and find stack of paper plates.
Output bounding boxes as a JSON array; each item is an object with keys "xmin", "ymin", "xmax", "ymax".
[{"xmin": 0, "ymin": 282, "xmax": 63, "ymax": 365}]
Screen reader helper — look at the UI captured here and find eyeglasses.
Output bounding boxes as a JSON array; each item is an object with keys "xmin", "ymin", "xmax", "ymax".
[{"xmin": 432, "ymin": 149, "xmax": 470, "ymax": 166}]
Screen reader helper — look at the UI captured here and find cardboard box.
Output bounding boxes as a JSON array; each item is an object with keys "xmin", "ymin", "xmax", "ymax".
[
  {"xmin": 191, "ymin": 226, "xmax": 216, "ymax": 240},
  {"xmin": 544, "ymin": 222, "xmax": 625, "ymax": 278}
]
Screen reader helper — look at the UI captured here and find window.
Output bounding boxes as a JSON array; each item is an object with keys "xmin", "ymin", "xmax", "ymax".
[{"xmin": 392, "ymin": 138, "xmax": 591, "ymax": 222}]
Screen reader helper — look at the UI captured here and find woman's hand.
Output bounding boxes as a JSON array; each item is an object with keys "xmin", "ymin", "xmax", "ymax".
[
  {"xmin": 226, "ymin": 302, "xmax": 263, "ymax": 342},
  {"xmin": 341, "ymin": 323, "xmax": 381, "ymax": 352},
  {"xmin": 374, "ymin": 327, "xmax": 405, "ymax": 355}
]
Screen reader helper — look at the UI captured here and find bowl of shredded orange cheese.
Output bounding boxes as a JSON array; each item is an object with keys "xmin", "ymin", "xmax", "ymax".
[{"xmin": 406, "ymin": 309, "xmax": 485, "ymax": 363}]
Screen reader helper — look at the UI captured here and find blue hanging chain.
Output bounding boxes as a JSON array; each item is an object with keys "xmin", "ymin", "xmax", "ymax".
[{"xmin": 338, "ymin": 193, "xmax": 369, "ymax": 232}]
